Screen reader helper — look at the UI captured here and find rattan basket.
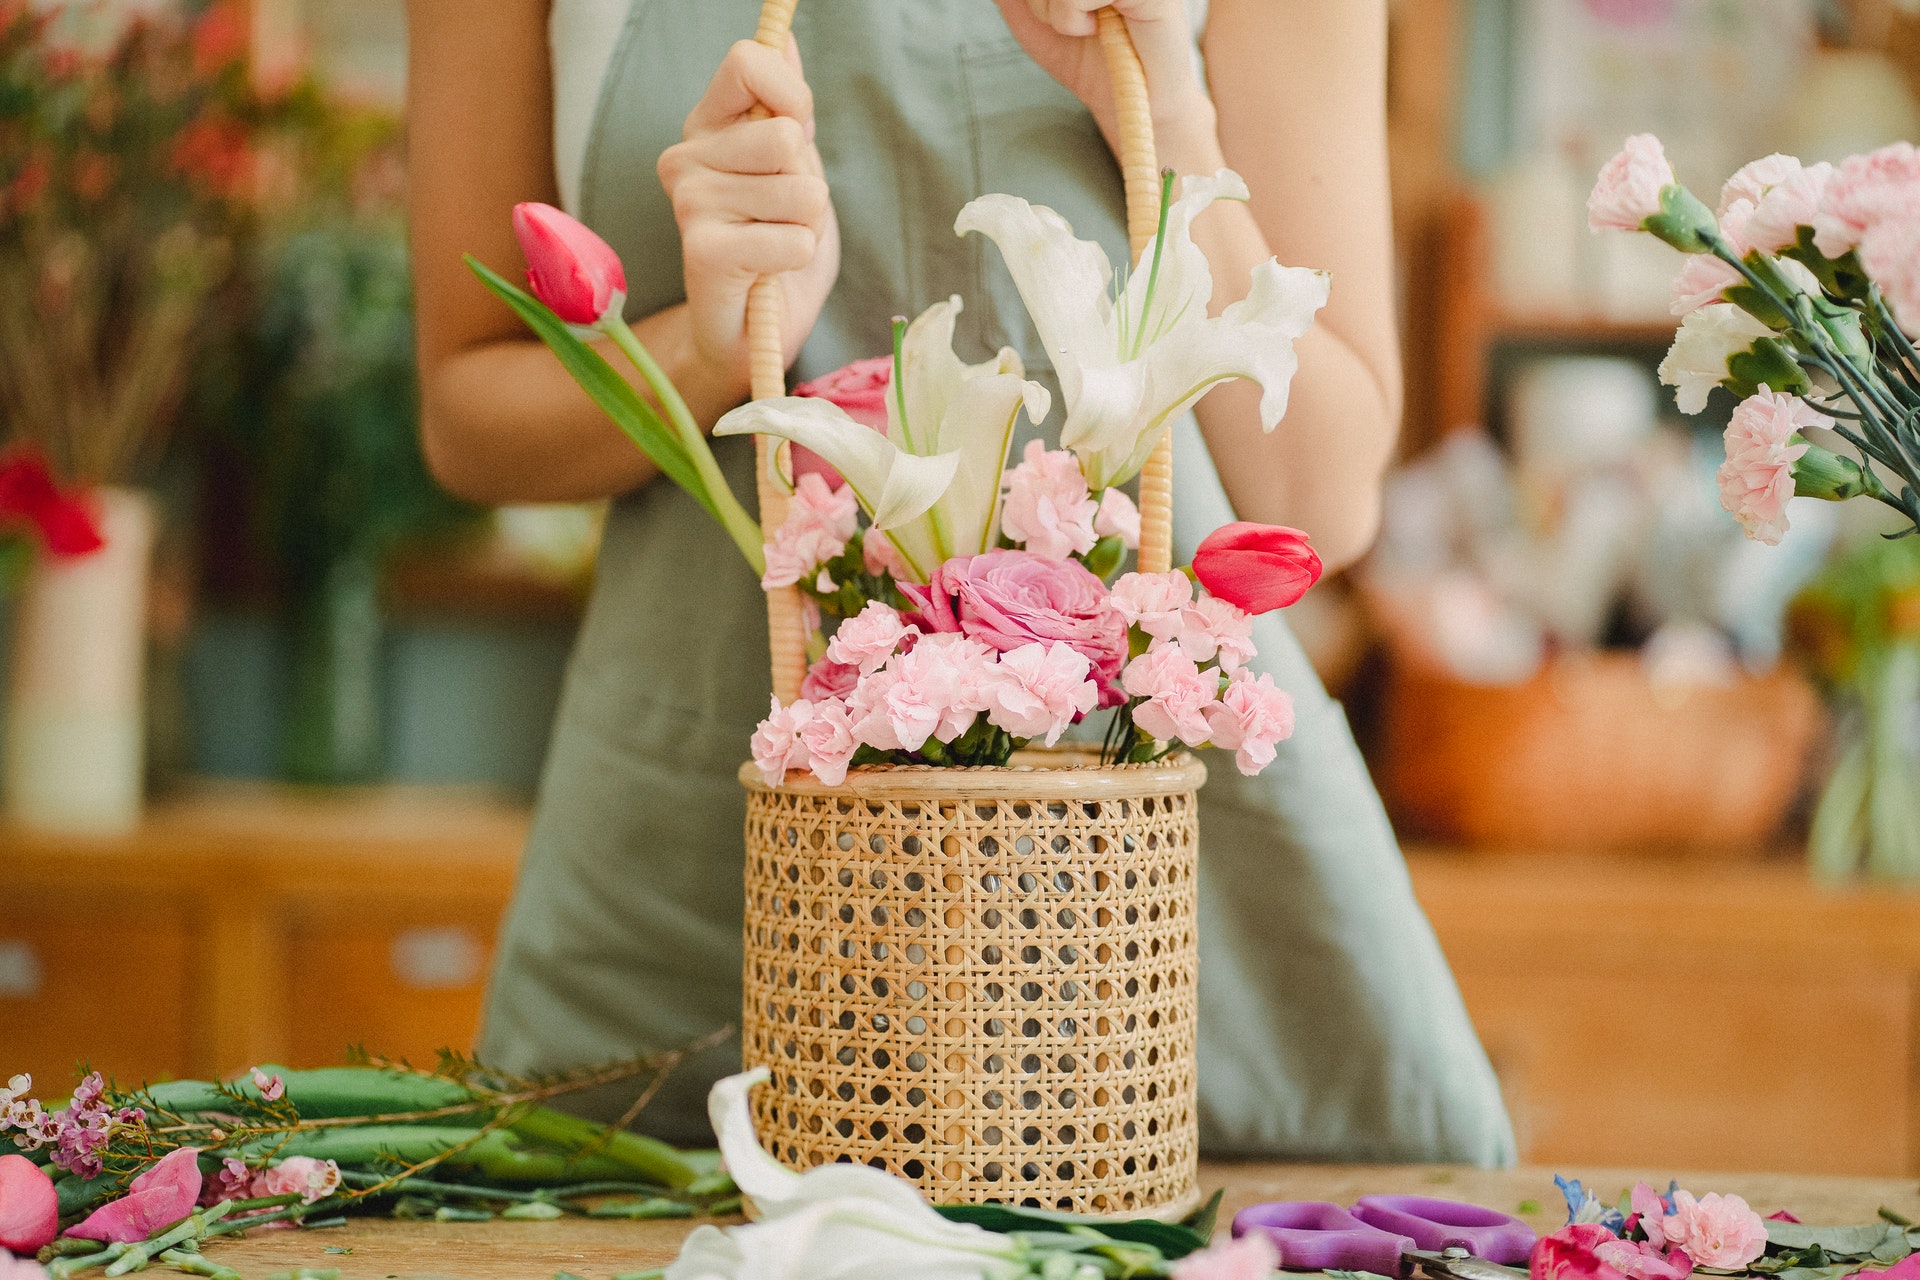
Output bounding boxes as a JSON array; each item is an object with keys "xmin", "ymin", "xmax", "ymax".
[{"xmin": 734, "ymin": 0, "xmax": 1206, "ymax": 1218}]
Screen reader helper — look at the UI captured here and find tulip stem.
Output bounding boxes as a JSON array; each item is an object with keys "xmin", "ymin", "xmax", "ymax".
[{"xmin": 604, "ymin": 317, "xmax": 766, "ymax": 574}]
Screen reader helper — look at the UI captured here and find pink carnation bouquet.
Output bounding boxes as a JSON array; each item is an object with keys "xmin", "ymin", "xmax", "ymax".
[
  {"xmin": 1588, "ymin": 136, "xmax": 1920, "ymax": 544},
  {"xmin": 471, "ymin": 170, "xmax": 1332, "ymax": 786}
]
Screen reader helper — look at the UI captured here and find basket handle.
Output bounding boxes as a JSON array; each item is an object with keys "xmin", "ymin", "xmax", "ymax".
[{"xmin": 746, "ymin": 3, "xmax": 1172, "ymax": 699}]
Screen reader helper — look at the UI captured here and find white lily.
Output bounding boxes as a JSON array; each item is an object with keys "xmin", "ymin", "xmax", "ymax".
[
  {"xmin": 956, "ymin": 169, "xmax": 1330, "ymax": 490},
  {"xmin": 663, "ymin": 1068, "xmax": 1030, "ymax": 1280}
]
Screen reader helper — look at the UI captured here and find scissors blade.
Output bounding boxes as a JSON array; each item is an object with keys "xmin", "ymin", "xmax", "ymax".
[{"xmin": 1408, "ymin": 1249, "xmax": 1531, "ymax": 1280}]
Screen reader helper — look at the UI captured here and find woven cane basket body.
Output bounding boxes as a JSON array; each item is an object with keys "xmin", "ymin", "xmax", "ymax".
[{"xmin": 739, "ymin": 750, "xmax": 1207, "ymax": 1216}]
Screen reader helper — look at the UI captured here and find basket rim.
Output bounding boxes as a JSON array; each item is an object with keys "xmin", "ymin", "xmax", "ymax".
[{"xmin": 738, "ymin": 747, "xmax": 1207, "ymax": 799}]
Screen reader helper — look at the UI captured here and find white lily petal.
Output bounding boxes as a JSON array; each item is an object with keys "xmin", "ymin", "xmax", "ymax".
[
  {"xmin": 891, "ymin": 296, "xmax": 969, "ymax": 457},
  {"xmin": 935, "ymin": 372, "xmax": 1049, "ymax": 554},
  {"xmin": 708, "ymin": 1067, "xmax": 801, "ymax": 1205},
  {"xmin": 1058, "ymin": 352, "xmax": 1149, "ymax": 457},
  {"xmin": 955, "ymin": 193, "xmax": 1117, "ymax": 369},
  {"xmin": 714, "ymin": 398, "xmax": 959, "ymax": 532},
  {"xmin": 1117, "ymin": 168, "xmax": 1250, "ymax": 349},
  {"xmin": 662, "ymin": 1223, "xmax": 744, "ymax": 1280}
]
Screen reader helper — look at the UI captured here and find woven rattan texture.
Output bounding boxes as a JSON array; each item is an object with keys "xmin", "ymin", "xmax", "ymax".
[{"xmin": 741, "ymin": 766, "xmax": 1202, "ymax": 1215}]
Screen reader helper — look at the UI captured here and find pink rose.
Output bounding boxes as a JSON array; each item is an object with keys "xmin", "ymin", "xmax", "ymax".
[
  {"xmin": 1719, "ymin": 153, "xmax": 1806, "ymax": 216},
  {"xmin": 826, "ymin": 602, "xmax": 918, "ymax": 675},
  {"xmin": 1717, "ymin": 387, "xmax": 1825, "ymax": 544},
  {"xmin": 0, "ymin": 1156, "xmax": 56, "ymax": 1254},
  {"xmin": 749, "ymin": 696, "xmax": 814, "ymax": 787},
  {"xmin": 511, "ymin": 202, "xmax": 626, "ymax": 327},
  {"xmin": 1192, "ymin": 522, "xmax": 1323, "ymax": 614},
  {"xmin": 249, "ymin": 1157, "xmax": 340, "ymax": 1205},
  {"xmin": 1110, "ymin": 571, "xmax": 1193, "ymax": 643},
  {"xmin": 1174, "ymin": 594, "xmax": 1256, "ymax": 674},
  {"xmin": 903, "ymin": 550, "xmax": 1129, "ymax": 702},
  {"xmin": 1172, "ymin": 1232, "xmax": 1280, "ymax": 1280},
  {"xmin": 1745, "ymin": 161, "xmax": 1833, "ymax": 253},
  {"xmin": 1202, "ymin": 669, "xmax": 1295, "ymax": 774},
  {"xmin": 1533, "ymin": 1224, "xmax": 1692, "ymax": 1280},
  {"xmin": 1122, "ymin": 646, "xmax": 1218, "ymax": 744},
  {"xmin": 1662, "ymin": 1190, "xmax": 1765, "ymax": 1270},
  {"xmin": 1814, "ymin": 142, "xmax": 1920, "ymax": 259},
  {"xmin": 1094, "ymin": 487, "xmax": 1141, "ymax": 550},
  {"xmin": 1589, "ymin": 134, "xmax": 1676, "ymax": 232},
  {"xmin": 760, "ymin": 473, "xmax": 858, "ymax": 590},
  {"xmin": 799, "ymin": 699, "xmax": 858, "ymax": 785},
  {"xmin": 800, "ymin": 656, "xmax": 860, "ymax": 702},
  {"xmin": 1000, "ymin": 440, "xmax": 1098, "ymax": 560},
  {"xmin": 792, "ymin": 356, "xmax": 891, "ymax": 484},
  {"xmin": 67, "ymin": 1146, "xmax": 202, "ymax": 1244},
  {"xmin": 984, "ymin": 641, "xmax": 1098, "ymax": 746}
]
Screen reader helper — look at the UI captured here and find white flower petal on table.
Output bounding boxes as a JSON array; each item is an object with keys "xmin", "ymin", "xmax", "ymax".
[{"xmin": 714, "ymin": 398, "xmax": 960, "ymax": 532}]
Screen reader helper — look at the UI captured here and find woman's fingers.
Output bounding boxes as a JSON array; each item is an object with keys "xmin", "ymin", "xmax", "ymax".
[
  {"xmin": 683, "ymin": 218, "xmax": 820, "ymax": 283},
  {"xmin": 684, "ymin": 38, "xmax": 814, "ymax": 138},
  {"xmin": 670, "ymin": 170, "xmax": 832, "ymax": 236},
  {"xmin": 660, "ymin": 115, "xmax": 812, "ymax": 187}
]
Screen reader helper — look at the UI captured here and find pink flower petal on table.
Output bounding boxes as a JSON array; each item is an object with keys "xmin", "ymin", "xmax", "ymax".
[
  {"xmin": 66, "ymin": 1147, "xmax": 203, "ymax": 1242},
  {"xmin": 0, "ymin": 1156, "xmax": 57, "ymax": 1254}
]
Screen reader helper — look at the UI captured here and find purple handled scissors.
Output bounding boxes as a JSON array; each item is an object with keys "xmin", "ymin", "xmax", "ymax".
[{"xmin": 1233, "ymin": 1194, "xmax": 1537, "ymax": 1276}]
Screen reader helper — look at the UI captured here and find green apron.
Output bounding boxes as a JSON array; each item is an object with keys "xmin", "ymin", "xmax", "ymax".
[{"xmin": 481, "ymin": 0, "xmax": 1516, "ymax": 1165}]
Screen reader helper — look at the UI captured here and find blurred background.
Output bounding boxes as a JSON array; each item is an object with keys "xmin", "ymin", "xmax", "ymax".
[{"xmin": 4, "ymin": 0, "xmax": 1920, "ymax": 1179}]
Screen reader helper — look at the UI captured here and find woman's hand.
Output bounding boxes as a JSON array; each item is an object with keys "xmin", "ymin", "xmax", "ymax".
[
  {"xmin": 992, "ymin": 0, "xmax": 1223, "ymax": 173},
  {"xmin": 657, "ymin": 38, "xmax": 840, "ymax": 391}
]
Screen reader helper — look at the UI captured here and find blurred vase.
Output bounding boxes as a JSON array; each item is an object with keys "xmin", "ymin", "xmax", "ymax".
[
  {"xmin": 283, "ymin": 552, "xmax": 384, "ymax": 785},
  {"xmin": 4, "ymin": 488, "xmax": 156, "ymax": 834}
]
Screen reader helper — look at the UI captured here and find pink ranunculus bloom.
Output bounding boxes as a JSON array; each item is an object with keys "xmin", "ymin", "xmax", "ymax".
[
  {"xmin": 800, "ymin": 656, "xmax": 860, "ymax": 702},
  {"xmin": 1192, "ymin": 522, "xmax": 1323, "ymax": 614},
  {"xmin": 1814, "ymin": 142, "xmax": 1920, "ymax": 259},
  {"xmin": 826, "ymin": 601, "xmax": 919, "ymax": 675},
  {"xmin": 748, "ymin": 697, "xmax": 814, "ymax": 788},
  {"xmin": 792, "ymin": 356, "xmax": 892, "ymax": 483},
  {"xmin": 1174, "ymin": 594, "xmax": 1256, "ymax": 674},
  {"xmin": 902, "ymin": 550, "xmax": 1129, "ymax": 702},
  {"xmin": 1201, "ymin": 669, "xmax": 1295, "ymax": 775},
  {"xmin": 1000, "ymin": 440, "xmax": 1099, "ymax": 560},
  {"xmin": 760, "ymin": 473, "xmax": 859, "ymax": 590},
  {"xmin": 799, "ymin": 698, "xmax": 858, "ymax": 786},
  {"xmin": 0, "ymin": 1250, "xmax": 47, "ymax": 1280},
  {"xmin": 1172, "ymin": 1230, "xmax": 1280, "ymax": 1280},
  {"xmin": 1110, "ymin": 570, "xmax": 1193, "ymax": 643},
  {"xmin": 1533, "ymin": 1224, "xmax": 1691, "ymax": 1280},
  {"xmin": 1719, "ymin": 153, "xmax": 1805, "ymax": 216},
  {"xmin": 1094, "ymin": 487, "xmax": 1141, "ymax": 550},
  {"xmin": 1588, "ymin": 134, "xmax": 1677, "ymax": 233},
  {"xmin": 0, "ymin": 1155, "xmax": 57, "ymax": 1254},
  {"xmin": 67, "ymin": 1146, "xmax": 203, "ymax": 1243},
  {"xmin": 1122, "ymin": 646, "xmax": 1219, "ymax": 744},
  {"xmin": 861, "ymin": 529, "xmax": 911, "ymax": 581},
  {"xmin": 249, "ymin": 1157, "xmax": 340, "ymax": 1205},
  {"xmin": 1717, "ymin": 387, "xmax": 1826, "ymax": 544},
  {"xmin": 983, "ymin": 641, "xmax": 1098, "ymax": 746},
  {"xmin": 1670, "ymin": 253, "xmax": 1741, "ymax": 316},
  {"xmin": 1662, "ymin": 1190, "xmax": 1766, "ymax": 1270},
  {"xmin": 510, "ymin": 202, "xmax": 627, "ymax": 327},
  {"xmin": 1745, "ymin": 161, "xmax": 1833, "ymax": 253}
]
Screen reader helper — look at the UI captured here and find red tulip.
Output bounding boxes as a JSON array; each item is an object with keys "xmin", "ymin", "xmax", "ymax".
[
  {"xmin": 510, "ymin": 202, "xmax": 627, "ymax": 327},
  {"xmin": 0, "ymin": 448, "xmax": 104, "ymax": 558},
  {"xmin": 0, "ymin": 1154, "xmax": 57, "ymax": 1254},
  {"xmin": 1191, "ymin": 521, "xmax": 1322, "ymax": 614}
]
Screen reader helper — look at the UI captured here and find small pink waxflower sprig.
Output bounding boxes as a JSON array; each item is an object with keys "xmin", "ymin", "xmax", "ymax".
[
  {"xmin": 0, "ymin": 1072, "xmax": 145, "ymax": 1180},
  {"xmin": 1590, "ymin": 135, "xmax": 1920, "ymax": 542}
]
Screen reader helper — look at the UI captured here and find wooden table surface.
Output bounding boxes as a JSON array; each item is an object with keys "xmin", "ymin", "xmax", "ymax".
[{"xmin": 199, "ymin": 1162, "xmax": 1920, "ymax": 1280}]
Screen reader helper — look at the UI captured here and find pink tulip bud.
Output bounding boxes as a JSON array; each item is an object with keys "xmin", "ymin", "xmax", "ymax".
[
  {"xmin": 0, "ymin": 1155, "xmax": 58, "ymax": 1254},
  {"xmin": 66, "ymin": 1146, "xmax": 202, "ymax": 1244},
  {"xmin": 1192, "ymin": 522, "xmax": 1322, "ymax": 614},
  {"xmin": 510, "ymin": 202, "xmax": 627, "ymax": 327}
]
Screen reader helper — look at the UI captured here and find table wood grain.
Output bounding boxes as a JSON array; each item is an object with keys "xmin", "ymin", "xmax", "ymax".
[{"xmin": 198, "ymin": 1163, "xmax": 1920, "ymax": 1280}]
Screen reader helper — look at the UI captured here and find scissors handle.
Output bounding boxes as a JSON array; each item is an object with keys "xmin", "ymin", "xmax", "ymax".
[
  {"xmin": 1353, "ymin": 1196, "xmax": 1538, "ymax": 1267},
  {"xmin": 1232, "ymin": 1201, "xmax": 1418, "ymax": 1274}
]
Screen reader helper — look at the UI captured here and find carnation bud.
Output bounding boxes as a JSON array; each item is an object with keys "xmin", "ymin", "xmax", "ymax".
[
  {"xmin": 1792, "ymin": 441, "xmax": 1886, "ymax": 503},
  {"xmin": 1644, "ymin": 184, "xmax": 1722, "ymax": 254}
]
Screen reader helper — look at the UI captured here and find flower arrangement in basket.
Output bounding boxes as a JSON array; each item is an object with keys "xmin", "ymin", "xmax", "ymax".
[{"xmin": 468, "ymin": 3, "xmax": 1329, "ymax": 1218}]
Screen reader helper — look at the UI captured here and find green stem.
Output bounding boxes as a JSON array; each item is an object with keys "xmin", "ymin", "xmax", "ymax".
[
  {"xmin": 605, "ymin": 317, "xmax": 765, "ymax": 574},
  {"xmin": 335, "ymin": 1169, "xmax": 578, "ymax": 1204},
  {"xmin": 508, "ymin": 1106, "xmax": 701, "ymax": 1190},
  {"xmin": 1130, "ymin": 169, "xmax": 1179, "ymax": 360},
  {"xmin": 158, "ymin": 1249, "xmax": 243, "ymax": 1280}
]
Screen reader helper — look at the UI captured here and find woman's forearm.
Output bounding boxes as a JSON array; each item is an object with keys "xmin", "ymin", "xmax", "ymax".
[{"xmin": 419, "ymin": 301, "xmax": 752, "ymax": 505}]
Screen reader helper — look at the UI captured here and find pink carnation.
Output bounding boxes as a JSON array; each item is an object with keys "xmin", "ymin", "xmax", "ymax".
[
  {"xmin": 1719, "ymin": 153, "xmax": 1806, "ymax": 216},
  {"xmin": 799, "ymin": 699, "xmax": 858, "ymax": 786},
  {"xmin": 984, "ymin": 641, "xmax": 1098, "ymax": 746},
  {"xmin": 1202, "ymin": 670, "xmax": 1295, "ymax": 775},
  {"xmin": 1860, "ymin": 214, "xmax": 1920, "ymax": 335},
  {"xmin": 800, "ymin": 656, "xmax": 860, "ymax": 702},
  {"xmin": 1813, "ymin": 142, "xmax": 1920, "ymax": 259},
  {"xmin": 1122, "ymin": 646, "xmax": 1218, "ymax": 744},
  {"xmin": 1173, "ymin": 594, "xmax": 1256, "ymax": 674},
  {"xmin": 1589, "ymin": 134, "xmax": 1676, "ymax": 232},
  {"xmin": 1670, "ymin": 254, "xmax": 1740, "ymax": 315},
  {"xmin": 760, "ymin": 473, "xmax": 858, "ymax": 590},
  {"xmin": 1745, "ymin": 160, "xmax": 1833, "ymax": 253},
  {"xmin": 1716, "ymin": 387, "xmax": 1824, "ymax": 544},
  {"xmin": 249, "ymin": 1157, "xmax": 340, "ymax": 1205},
  {"xmin": 1663, "ymin": 1191, "xmax": 1765, "ymax": 1270},
  {"xmin": 1110, "ymin": 571, "xmax": 1193, "ymax": 644},
  {"xmin": 826, "ymin": 602, "xmax": 918, "ymax": 675},
  {"xmin": 1172, "ymin": 1232, "xmax": 1280, "ymax": 1280},
  {"xmin": 749, "ymin": 696, "xmax": 814, "ymax": 787},
  {"xmin": 1094, "ymin": 487, "xmax": 1141, "ymax": 550},
  {"xmin": 847, "ymin": 667, "xmax": 940, "ymax": 753},
  {"xmin": 1000, "ymin": 440, "xmax": 1098, "ymax": 560},
  {"xmin": 861, "ymin": 530, "xmax": 911, "ymax": 581},
  {"xmin": 894, "ymin": 633, "xmax": 1000, "ymax": 743}
]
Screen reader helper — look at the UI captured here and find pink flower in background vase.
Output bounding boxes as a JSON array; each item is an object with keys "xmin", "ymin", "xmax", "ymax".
[
  {"xmin": 1588, "ymin": 134, "xmax": 1676, "ymax": 232},
  {"xmin": 800, "ymin": 656, "xmax": 860, "ymax": 702},
  {"xmin": 749, "ymin": 697, "xmax": 814, "ymax": 787},
  {"xmin": 1192, "ymin": 523, "xmax": 1323, "ymax": 614},
  {"xmin": 1717, "ymin": 388, "xmax": 1824, "ymax": 544},
  {"xmin": 1110, "ymin": 571, "xmax": 1193, "ymax": 643},
  {"xmin": 904, "ymin": 551, "xmax": 1128, "ymax": 697},
  {"xmin": 1122, "ymin": 646, "xmax": 1218, "ymax": 744},
  {"xmin": 1662, "ymin": 1191, "xmax": 1765, "ymax": 1270},
  {"xmin": 0, "ymin": 1155, "xmax": 57, "ymax": 1254},
  {"xmin": 983, "ymin": 641, "xmax": 1097, "ymax": 745},
  {"xmin": 1174, "ymin": 594, "xmax": 1256, "ymax": 673},
  {"xmin": 68, "ymin": 1146, "xmax": 203, "ymax": 1243},
  {"xmin": 799, "ymin": 700, "xmax": 858, "ymax": 785},
  {"xmin": 1172, "ymin": 1231, "xmax": 1280, "ymax": 1280},
  {"xmin": 1813, "ymin": 142, "xmax": 1920, "ymax": 258},
  {"xmin": 826, "ymin": 602, "xmax": 918, "ymax": 675},
  {"xmin": 1094, "ymin": 487, "xmax": 1140, "ymax": 549},
  {"xmin": 510, "ymin": 202, "xmax": 626, "ymax": 327},
  {"xmin": 1745, "ymin": 161, "xmax": 1833, "ymax": 253},
  {"xmin": 760, "ymin": 474, "xmax": 858, "ymax": 590},
  {"xmin": 1202, "ymin": 670, "xmax": 1295, "ymax": 774},
  {"xmin": 249, "ymin": 1157, "xmax": 340, "ymax": 1205},
  {"xmin": 792, "ymin": 356, "xmax": 891, "ymax": 484},
  {"xmin": 1000, "ymin": 440, "xmax": 1098, "ymax": 560}
]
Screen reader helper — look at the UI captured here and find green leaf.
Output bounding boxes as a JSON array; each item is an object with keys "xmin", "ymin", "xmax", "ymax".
[
  {"xmin": 464, "ymin": 255, "xmax": 717, "ymax": 521},
  {"xmin": 934, "ymin": 1202, "xmax": 1209, "ymax": 1259},
  {"xmin": 1765, "ymin": 1222, "xmax": 1906, "ymax": 1258},
  {"xmin": 1182, "ymin": 1188, "xmax": 1225, "ymax": 1242}
]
